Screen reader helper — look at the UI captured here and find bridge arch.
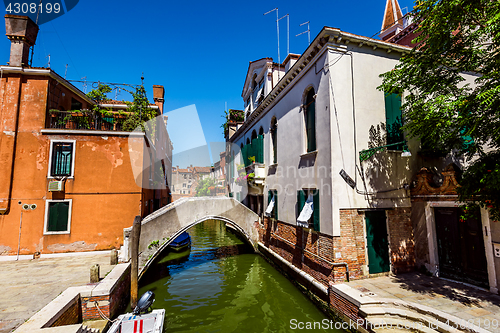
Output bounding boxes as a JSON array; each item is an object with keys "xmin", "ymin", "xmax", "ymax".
[{"xmin": 122, "ymin": 197, "xmax": 260, "ymax": 277}]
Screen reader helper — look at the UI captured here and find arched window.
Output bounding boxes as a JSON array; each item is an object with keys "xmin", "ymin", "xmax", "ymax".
[
  {"xmin": 305, "ymin": 89, "xmax": 316, "ymax": 152},
  {"xmin": 246, "ymin": 138, "xmax": 250, "ymax": 145},
  {"xmin": 271, "ymin": 117, "xmax": 278, "ymax": 164},
  {"xmin": 259, "ymin": 127, "xmax": 264, "ymax": 136},
  {"xmin": 251, "ymin": 130, "xmax": 257, "ymax": 140}
]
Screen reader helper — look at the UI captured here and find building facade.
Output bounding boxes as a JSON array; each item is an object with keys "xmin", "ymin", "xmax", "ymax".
[
  {"xmin": 226, "ymin": 1, "xmax": 500, "ymax": 293},
  {"xmin": 0, "ymin": 15, "xmax": 172, "ymax": 255}
]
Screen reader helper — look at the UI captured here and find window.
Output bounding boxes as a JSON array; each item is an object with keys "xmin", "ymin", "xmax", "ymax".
[
  {"xmin": 384, "ymin": 91, "xmax": 404, "ymax": 150},
  {"xmin": 44, "ymin": 199, "xmax": 72, "ymax": 234},
  {"xmin": 297, "ymin": 189, "xmax": 319, "ymax": 231},
  {"xmin": 48, "ymin": 140, "xmax": 75, "ymax": 178},
  {"xmin": 71, "ymin": 98, "xmax": 82, "ymax": 111},
  {"xmin": 305, "ymin": 89, "xmax": 316, "ymax": 152},
  {"xmin": 271, "ymin": 117, "xmax": 278, "ymax": 164},
  {"xmin": 266, "ymin": 190, "xmax": 278, "ymax": 219}
]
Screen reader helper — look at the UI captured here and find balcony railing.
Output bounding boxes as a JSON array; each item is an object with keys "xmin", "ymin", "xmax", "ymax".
[{"xmin": 47, "ymin": 110, "xmax": 126, "ymax": 131}]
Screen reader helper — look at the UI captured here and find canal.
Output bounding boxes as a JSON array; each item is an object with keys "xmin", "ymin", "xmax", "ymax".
[{"xmin": 139, "ymin": 220, "xmax": 346, "ymax": 332}]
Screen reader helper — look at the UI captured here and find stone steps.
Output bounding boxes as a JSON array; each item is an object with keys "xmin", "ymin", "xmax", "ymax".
[{"xmin": 360, "ymin": 302, "xmax": 487, "ymax": 333}]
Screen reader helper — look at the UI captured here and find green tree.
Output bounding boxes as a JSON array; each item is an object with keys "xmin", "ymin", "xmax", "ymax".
[
  {"xmin": 194, "ymin": 177, "xmax": 217, "ymax": 197},
  {"xmin": 379, "ymin": 0, "xmax": 500, "ymax": 220},
  {"xmin": 122, "ymin": 85, "xmax": 158, "ymax": 132}
]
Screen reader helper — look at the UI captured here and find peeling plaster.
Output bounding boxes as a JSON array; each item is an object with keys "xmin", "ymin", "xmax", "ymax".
[
  {"xmin": 36, "ymin": 141, "xmax": 47, "ymax": 171},
  {"xmin": 46, "ymin": 241, "xmax": 97, "ymax": 252},
  {"xmin": 86, "ymin": 140, "xmax": 124, "ymax": 168},
  {"xmin": 3, "ymin": 131, "xmax": 14, "ymax": 136},
  {"xmin": 0, "ymin": 245, "xmax": 12, "ymax": 254}
]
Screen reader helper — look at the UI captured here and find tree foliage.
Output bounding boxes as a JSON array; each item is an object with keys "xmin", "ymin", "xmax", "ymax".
[
  {"xmin": 195, "ymin": 177, "xmax": 217, "ymax": 197},
  {"xmin": 122, "ymin": 85, "xmax": 158, "ymax": 132},
  {"xmin": 379, "ymin": 0, "xmax": 500, "ymax": 220}
]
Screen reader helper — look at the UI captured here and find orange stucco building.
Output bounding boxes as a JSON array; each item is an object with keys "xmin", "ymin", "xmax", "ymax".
[{"xmin": 0, "ymin": 15, "xmax": 172, "ymax": 255}]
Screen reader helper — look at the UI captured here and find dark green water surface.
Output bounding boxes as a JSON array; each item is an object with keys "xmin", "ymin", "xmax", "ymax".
[{"xmin": 139, "ymin": 220, "xmax": 345, "ymax": 333}]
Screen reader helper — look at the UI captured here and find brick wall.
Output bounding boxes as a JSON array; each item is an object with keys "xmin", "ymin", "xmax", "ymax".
[
  {"xmin": 387, "ymin": 207, "xmax": 416, "ymax": 274},
  {"xmin": 50, "ymin": 297, "xmax": 81, "ymax": 327},
  {"xmin": 81, "ymin": 265, "xmax": 131, "ymax": 320},
  {"xmin": 259, "ymin": 211, "xmax": 367, "ymax": 288},
  {"xmin": 81, "ymin": 295, "xmax": 109, "ymax": 321}
]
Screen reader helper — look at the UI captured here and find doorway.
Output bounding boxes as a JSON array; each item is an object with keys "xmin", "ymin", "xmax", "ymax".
[
  {"xmin": 365, "ymin": 211, "xmax": 390, "ymax": 274},
  {"xmin": 434, "ymin": 207, "xmax": 489, "ymax": 289}
]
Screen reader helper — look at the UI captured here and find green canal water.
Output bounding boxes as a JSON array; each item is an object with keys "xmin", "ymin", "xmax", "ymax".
[{"xmin": 139, "ymin": 220, "xmax": 346, "ymax": 333}]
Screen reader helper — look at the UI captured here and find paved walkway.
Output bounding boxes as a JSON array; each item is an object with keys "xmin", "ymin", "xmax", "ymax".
[
  {"xmin": 346, "ymin": 272, "xmax": 500, "ymax": 331},
  {"xmin": 0, "ymin": 252, "xmax": 114, "ymax": 333}
]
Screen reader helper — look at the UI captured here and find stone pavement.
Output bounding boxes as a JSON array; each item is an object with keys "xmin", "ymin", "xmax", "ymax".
[
  {"xmin": 0, "ymin": 252, "xmax": 114, "ymax": 333},
  {"xmin": 346, "ymin": 272, "xmax": 500, "ymax": 332}
]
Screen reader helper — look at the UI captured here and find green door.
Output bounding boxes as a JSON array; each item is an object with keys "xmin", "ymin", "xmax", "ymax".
[{"xmin": 365, "ymin": 211, "xmax": 390, "ymax": 274}]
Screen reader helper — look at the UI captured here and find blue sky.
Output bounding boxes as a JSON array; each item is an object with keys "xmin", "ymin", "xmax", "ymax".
[{"xmin": 0, "ymin": 0, "xmax": 415, "ymax": 167}]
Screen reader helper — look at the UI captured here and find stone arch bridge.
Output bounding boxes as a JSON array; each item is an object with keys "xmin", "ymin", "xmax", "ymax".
[{"xmin": 122, "ymin": 197, "xmax": 259, "ymax": 278}]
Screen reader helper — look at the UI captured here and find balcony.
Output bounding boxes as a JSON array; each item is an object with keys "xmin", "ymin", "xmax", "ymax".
[{"xmin": 47, "ymin": 110, "xmax": 127, "ymax": 131}]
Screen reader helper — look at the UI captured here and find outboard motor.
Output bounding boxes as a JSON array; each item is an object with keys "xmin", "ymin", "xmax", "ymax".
[{"xmin": 133, "ymin": 291, "xmax": 155, "ymax": 315}]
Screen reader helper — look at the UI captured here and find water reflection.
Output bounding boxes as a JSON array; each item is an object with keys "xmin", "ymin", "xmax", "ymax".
[{"xmin": 139, "ymin": 220, "xmax": 344, "ymax": 333}]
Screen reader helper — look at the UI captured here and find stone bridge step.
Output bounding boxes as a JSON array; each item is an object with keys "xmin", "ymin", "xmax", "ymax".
[{"xmin": 361, "ymin": 303, "xmax": 487, "ymax": 333}]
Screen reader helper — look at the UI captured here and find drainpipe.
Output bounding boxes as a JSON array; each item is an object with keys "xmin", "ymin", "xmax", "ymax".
[{"xmin": 270, "ymin": 232, "xmax": 350, "ymax": 282}]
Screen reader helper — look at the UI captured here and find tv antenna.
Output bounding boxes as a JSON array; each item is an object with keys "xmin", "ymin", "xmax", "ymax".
[
  {"xmin": 297, "ymin": 21, "xmax": 311, "ymax": 46},
  {"xmin": 264, "ymin": 8, "xmax": 281, "ymax": 80},
  {"xmin": 278, "ymin": 13, "xmax": 289, "ymax": 56}
]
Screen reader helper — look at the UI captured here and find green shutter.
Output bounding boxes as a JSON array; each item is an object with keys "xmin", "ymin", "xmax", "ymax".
[
  {"xmin": 268, "ymin": 190, "xmax": 272, "ymax": 205},
  {"xmin": 48, "ymin": 202, "xmax": 69, "ymax": 232},
  {"xmin": 297, "ymin": 190, "xmax": 305, "ymax": 216},
  {"xmin": 313, "ymin": 190, "xmax": 320, "ymax": 232},
  {"xmin": 306, "ymin": 101, "xmax": 316, "ymax": 152},
  {"xmin": 274, "ymin": 190, "xmax": 278, "ymax": 220},
  {"xmin": 255, "ymin": 135, "xmax": 264, "ymax": 163},
  {"xmin": 385, "ymin": 92, "xmax": 403, "ymax": 149},
  {"xmin": 272, "ymin": 128, "xmax": 277, "ymax": 164}
]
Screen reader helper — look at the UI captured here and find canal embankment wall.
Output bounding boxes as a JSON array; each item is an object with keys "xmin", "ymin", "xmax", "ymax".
[{"xmin": 13, "ymin": 263, "xmax": 130, "ymax": 333}]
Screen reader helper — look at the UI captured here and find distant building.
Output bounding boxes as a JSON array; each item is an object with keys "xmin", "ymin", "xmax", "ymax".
[{"xmin": 0, "ymin": 15, "xmax": 172, "ymax": 255}]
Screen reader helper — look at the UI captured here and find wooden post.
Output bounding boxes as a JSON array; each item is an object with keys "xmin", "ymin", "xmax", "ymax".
[
  {"xmin": 130, "ymin": 215, "xmax": 141, "ymax": 309},
  {"xmin": 110, "ymin": 249, "xmax": 118, "ymax": 265},
  {"xmin": 90, "ymin": 264, "xmax": 100, "ymax": 283}
]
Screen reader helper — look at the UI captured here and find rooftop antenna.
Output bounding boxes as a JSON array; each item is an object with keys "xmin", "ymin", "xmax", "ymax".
[
  {"xmin": 297, "ymin": 21, "xmax": 311, "ymax": 45},
  {"xmin": 264, "ymin": 8, "xmax": 281, "ymax": 80},
  {"xmin": 278, "ymin": 13, "xmax": 289, "ymax": 56},
  {"xmin": 45, "ymin": 54, "xmax": 50, "ymax": 68},
  {"xmin": 64, "ymin": 64, "xmax": 68, "ymax": 79}
]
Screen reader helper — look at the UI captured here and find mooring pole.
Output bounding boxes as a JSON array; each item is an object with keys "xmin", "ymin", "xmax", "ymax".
[{"xmin": 130, "ymin": 215, "xmax": 141, "ymax": 309}]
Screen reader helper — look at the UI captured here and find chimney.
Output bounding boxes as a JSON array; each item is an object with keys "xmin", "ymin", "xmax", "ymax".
[
  {"xmin": 152, "ymin": 85, "xmax": 164, "ymax": 113},
  {"xmin": 5, "ymin": 15, "xmax": 39, "ymax": 67}
]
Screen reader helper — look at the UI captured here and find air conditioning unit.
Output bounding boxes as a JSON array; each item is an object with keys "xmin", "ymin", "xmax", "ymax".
[{"xmin": 48, "ymin": 180, "xmax": 64, "ymax": 192}]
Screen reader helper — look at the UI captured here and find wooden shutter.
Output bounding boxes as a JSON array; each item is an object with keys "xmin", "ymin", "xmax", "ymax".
[
  {"xmin": 306, "ymin": 101, "xmax": 316, "ymax": 152},
  {"xmin": 297, "ymin": 190, "xmax": 305, "ymax": 219},
  {"xmin": 385, "ymin": 92, "xmax": 403, "ymax": 148},
  {"xmin": 48, "ymin": 201, "xmax": 69, "ymax": 232},
  {"xmin": 313, "ymin": 190, "xmax": 320, "ymax": 232}
]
